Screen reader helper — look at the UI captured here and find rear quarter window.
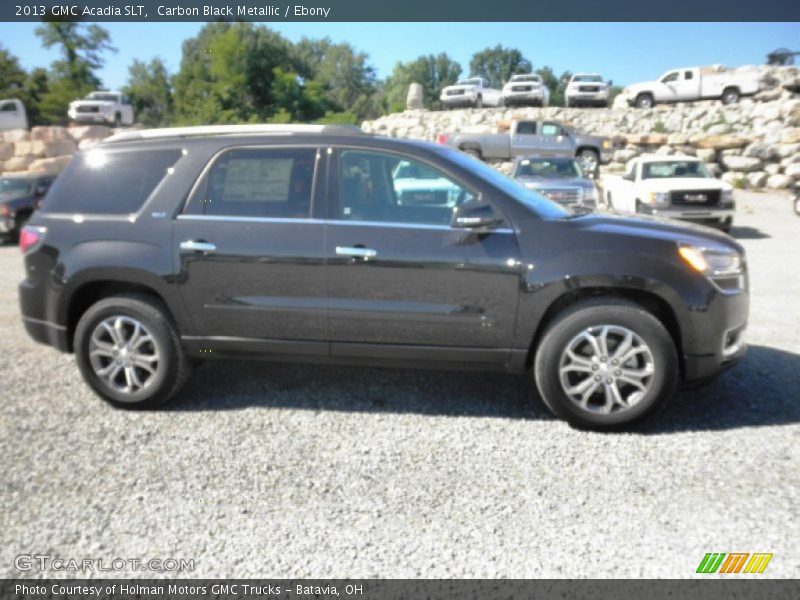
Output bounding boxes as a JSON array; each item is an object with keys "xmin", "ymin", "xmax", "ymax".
[{"xmin": 42, "ymin": 148, "xmax": 182, "ymax": 215}]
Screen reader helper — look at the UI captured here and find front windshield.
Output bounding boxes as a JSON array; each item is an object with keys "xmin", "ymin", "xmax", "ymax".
[
  {"xmin": 573, "ymin": 75, "xmax": 603, "ymax": 83},
  {"xmin": 0, "ymin": 178, "xmax": 30, "ymax": 194},
  {"xmin": 439, "ymin": 148, "xmax": 570, "ymax": 219},
  {"xmin": 514, "ymin": 158, "xmax": 583, "ymax": 179},
  {"xmin": 456, "ymin": 79, "xmax": 481, "ymax": 86},
  {"xmin": 642, "ymin": 161, "xmax": 712, "ymax": 179},
  {"xmin": 86, "ymin": 93, "xmax": 118, "ymax": 102},
  {"xmin": 512, "ymin": 75, "xmax": 539, "ymax": 83}
]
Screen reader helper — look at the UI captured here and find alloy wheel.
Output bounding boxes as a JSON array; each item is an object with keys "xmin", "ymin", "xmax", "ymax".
[{"xmin": 88, "ymin": 316, "xmax": 160, "ymax": 396}]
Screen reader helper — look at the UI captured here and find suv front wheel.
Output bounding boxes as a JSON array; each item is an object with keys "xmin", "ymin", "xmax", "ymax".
[
  {"xmin": 74, "ymin": 294, "xmax": 191, "ymax": 409},
  {"xmin": 534, "ymin": 298, "xmax": 678, "ymax": 429}
]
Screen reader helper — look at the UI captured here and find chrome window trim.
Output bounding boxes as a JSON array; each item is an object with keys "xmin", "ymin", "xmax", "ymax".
[{"xmin": 175, "ymin": 213, "xmax": 513, "ymax": 234}]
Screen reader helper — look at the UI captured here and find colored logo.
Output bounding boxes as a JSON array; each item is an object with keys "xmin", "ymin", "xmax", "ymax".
[{"xmin": 696, "ymin": 552, "xmax": 773, "ymax": 574}]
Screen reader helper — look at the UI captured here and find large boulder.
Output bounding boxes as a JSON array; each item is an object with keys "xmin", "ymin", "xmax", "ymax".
[
  {"xmin": 721, "ymin": 155, "xmax": 763, "ymax": 172},
  {"xmin": 0, "ymin": 142, "xmax": 13, "ymax": 161},
  {"xmin": 695, "ymin": 148, "xmax": 717, "ymax": 162},
  {"xmin": 67, "ymin": 125, "xmax": 111, "ymax": 142},
  {"xmin": 406, "ymin": 83, "xmax": 424, "ymax": 110},
  {"xmin": 626, "ymin": 133, "xmax": 668, "ymax": 145},
  {"xmin": 743, "ymin": 142, "xmax": 780, "ymax": 161},
  {"xmin": 747, "ymin": 171, "xmax": 768, "ymax": 188},
  {"xmin": 1, "ymin": 129, "xmax": 29, "ymax": 143},
  {"xmin": 13, "ymin": 140, "xmax": 46, "ymax": 157},
  {"xmin": 766, "ymin": 173, "xmax": 793, "ymax": 189},
  {"xmin": 30, "ymin": 126, "xmax": 70, "ymax": 142},
  {"xmin": 28, "ymin": 155, "xmax": 73, "ymax": 175},
  {"xmin": 781, "ymin": 129, "xmax": 800, "ymax": 144},
  {"xmin": 3, "ymin": 155, "xmax": 35, "ymax": 172},
  {"xmin": 784, "ymin": 162, "xmax": 800, "ymax": 178},
  {"xmin": 44, "ymin": 139, "xmax": 77, "ymax": 158},
  {"xmin": 692, "ymin": 134, "xmax": 752, "ymax": 150}
]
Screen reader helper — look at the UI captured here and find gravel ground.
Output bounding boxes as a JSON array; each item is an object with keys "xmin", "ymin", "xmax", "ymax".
[{"xmin": 1, "ymin": 191, "xmax": 798, "ymax": 579}]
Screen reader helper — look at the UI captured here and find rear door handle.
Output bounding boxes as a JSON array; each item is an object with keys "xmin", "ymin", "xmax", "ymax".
[
  {"xmin": 335, "ymin": 246, "xmax": 377, "ymax": 259},
  {"xmin": 180, "ymin": 240, "xmax": 217, "ymax": 253}
]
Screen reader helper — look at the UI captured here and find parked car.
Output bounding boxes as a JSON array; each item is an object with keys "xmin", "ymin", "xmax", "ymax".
[
  {"xmin": 440, "ymin": 78, "xmax": 503, "ymax": 109},
  {"xmin": 439, "ymin": 119, "xmax": 613, "ymax": 176},
  {"xmin": 620, "ymin": 66, "xmax": 760, "ymax": 108},
  {"xmin": 68, "ymin": 91, "xmax": 135, "ymax": 127},
  {"xmin": 0, "ymin": 98, "xmax": 28, "ymax": 130},
  {"xmin": 565, "ymin": 73, "xmax": 609, "ymax": 107},
  {"xmin": 502, "ymin": 74, "xmax": 550, "ymax": 107},
  {"xmin": 18, "ymin": 124, "xmax": 748, "ymax": 429},
  {"xmin": 511, "ymin": 156, "xmax": 598, "ymax": 209},
  {"xmin": 599, "ymin": 155, "xmax": 735, "ymax": 232},
  {"xmin": 392, "ymin": 159, "xmax": 462, "ymax": 207},
  {"xmin": 0, "ymin": 173, "xmax": 54, "ymax": 243}
]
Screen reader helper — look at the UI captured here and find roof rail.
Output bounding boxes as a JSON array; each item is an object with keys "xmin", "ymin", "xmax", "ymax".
[{"xmin": 102, "ymin": 123, "xmax": 364, "ymax": 144}]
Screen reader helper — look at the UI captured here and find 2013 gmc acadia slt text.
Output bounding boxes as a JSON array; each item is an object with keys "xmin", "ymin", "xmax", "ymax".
[{"xmin": 18, "ymin": 125, "xmax": 748, "ymax": 429}]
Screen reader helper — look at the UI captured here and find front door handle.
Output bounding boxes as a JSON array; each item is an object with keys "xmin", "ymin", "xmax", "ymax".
[
  {"xmin": 335, "ymin": 246, "xmax": 377, "ymax": 259},
  {"xmin": 180, "ymin": 240, "xmax": 217, "ymax": 253}
]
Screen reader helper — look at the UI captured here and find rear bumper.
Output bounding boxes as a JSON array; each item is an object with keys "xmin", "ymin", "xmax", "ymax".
[
  {"xmin": 19, "ymin": 277, "xmax": 70, "ymax": 352},
  {"xmin": 21, "ymin": 315, "xmax": 70, "ymax": 352}
]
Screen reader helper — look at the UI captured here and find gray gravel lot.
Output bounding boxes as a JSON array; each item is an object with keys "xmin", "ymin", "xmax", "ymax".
[{"xmin": 1, "ymin": 191, "xmax": 798, "ymax": 579}]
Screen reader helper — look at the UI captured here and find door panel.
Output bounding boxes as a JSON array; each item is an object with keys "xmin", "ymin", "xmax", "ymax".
[
  {"xmin": 325, "ymin": 148, "xmax": 521, "ymax": 355},
  {"xmin": 538, "ymin": 122, "xmax": 573, "ymax": 156},
  {"xmin": 174, "ymin": 146, "xmax": 327, "ymax": 342}
]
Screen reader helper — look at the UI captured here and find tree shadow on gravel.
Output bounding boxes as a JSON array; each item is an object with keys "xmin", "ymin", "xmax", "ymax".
[{"xmin": 168, "ymin": 345, "xmax": 800, "ymax": 433}]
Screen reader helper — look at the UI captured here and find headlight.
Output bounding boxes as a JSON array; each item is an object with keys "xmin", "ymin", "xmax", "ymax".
[
  {"xmin": 648, "ymin": 191, "xmax": 670, "ymax": 207},
  {"xmin": 602, "ymin": 139, "xmax": 612, "ymax": 150},
  {"xmin": 101, "ymin": 105, "xmax": 111, "ymax": 112},
  {"xmin": 721, "ymin": 189, "xmax": 734, "ymax": 204},
  {"xmin": 678, "ymin": 243, "xmax": 743, "ymax": 278}
]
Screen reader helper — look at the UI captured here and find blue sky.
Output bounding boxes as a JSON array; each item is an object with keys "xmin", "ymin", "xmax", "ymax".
[{"xmin": 1, "ymin": 22, "xmax": 798, "ymax": 89}]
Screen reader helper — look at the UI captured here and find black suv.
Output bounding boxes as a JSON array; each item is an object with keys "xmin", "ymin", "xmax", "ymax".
[{"xmin": 19, "ymin": 125, "xmax": 748, "ymax": 429}]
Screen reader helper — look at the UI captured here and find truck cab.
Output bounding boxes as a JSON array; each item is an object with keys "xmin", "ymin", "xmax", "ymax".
[{"xmin": 0, "ymin": 99, "xmax": 28, "ymax": 131}]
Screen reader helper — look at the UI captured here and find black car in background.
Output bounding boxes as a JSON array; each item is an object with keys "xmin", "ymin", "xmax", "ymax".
[
  {"xmin": 0, "ymin": 173, "xmax": 54, "ymax": 243},
  {"xmin": 18, "ymin": 125, "xmax": 748, "ymax": 429}
]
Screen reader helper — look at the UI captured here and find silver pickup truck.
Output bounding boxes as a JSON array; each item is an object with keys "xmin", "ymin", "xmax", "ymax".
[{"xmin": 439, "ymin": 119, "xmax": 613, "ymax": 175}]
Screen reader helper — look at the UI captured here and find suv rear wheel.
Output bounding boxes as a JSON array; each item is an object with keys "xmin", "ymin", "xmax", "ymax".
[
  {"xmin": 74, "ymin": 294, "xmax": 191, "ymax": 409},
  {"xmin": 534, "ymin": 298, "xmax": 678, "ymax": 429}
]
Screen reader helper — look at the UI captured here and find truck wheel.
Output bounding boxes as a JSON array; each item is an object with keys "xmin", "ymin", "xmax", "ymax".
[
  {"xmin": 565, "ymin": 98, "xmax": 572, "ymax": 108},
  {"xmin": 74, "ymin": 293, "xmax": 192, "ymax": 409},
  {"xmin": 635, "ymin": 93, "xmax": 654, "ymax": 109},
  {"xmin": 606, "ymin": 192, "xmax": 614, "ymax": 210},
  {"xmin": 794, "ymin": 194, "xmax": 800, "ymax": 216},
  {"xmin": 113, "ymin": 112, "xmax": 122, "ymax": 127},
  {"xmin": 462, "ymin": 147, "xmax": 483, "ymax": 160},
  {"xmin": 475, "ymin": 95, "xmax": 483, "ymax": 109},
  {"xmin": 721, "ymin": 87, "xmax": 740, "ymax": 105},
  {"xmin": 534, "ymin": 298, "xmax": 678, "ymax": 430},
  {"xmin": 577, "ymin": 149, "xmax": 599, "ymax": 177}
]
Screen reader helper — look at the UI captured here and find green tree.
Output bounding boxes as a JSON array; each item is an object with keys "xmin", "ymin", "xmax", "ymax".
[
  {"xmin": 384, "ymin": 53, "xmax": 462, "ymax": 111},
  {"xmin": 34, "ymin": 22, "xmax": 116, "ymax": 123},
  {"xmin": 124, "ymin": 58, "xmax": 173, "ymax": 127},
  {"xmin": 469, "ymin": 45, "xmax": 531, "ymax": 88},
  {"xmin": 0, "ymin": 44, "xmax": 27, "ymax": 97},
  {"xmin": 535, "ymin": 66, "xmax": 572, "ymax": 107},
  {"xmin": 293, "ymin": 37, "xmax": 377, "ymax": 118}
]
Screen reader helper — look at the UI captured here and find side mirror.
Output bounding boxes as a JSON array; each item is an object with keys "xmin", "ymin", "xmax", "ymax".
[
  {"xmin": 451, "ymin": 199, "xmax": 502, "ymax": 230},
  {"xmin": 35, "ymin": 185, "xmax": 48, "ymax": 196},
  {"xmin": 622, "ymin": 172, "xmax": 635, "ymax": 182}
]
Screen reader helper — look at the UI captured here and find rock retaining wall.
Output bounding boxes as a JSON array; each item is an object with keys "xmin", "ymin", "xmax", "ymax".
[{"xmin": 0, "ymin": 125, "xmax": 112, "ymax": 176}]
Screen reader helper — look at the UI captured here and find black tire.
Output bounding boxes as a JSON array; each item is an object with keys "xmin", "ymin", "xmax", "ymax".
[
  {"xmin": 794, "ymin": 195, "xmax": 800, "ymax": 216},
  {"xmin": 606, "ymin": 192, "xmax": 614, "ymax": 210},
  {"xmin": 113, "ymin": 112, "xmax": 122, "ymax": 127},
  {"xmin": 635, "ymin": 93, "xmax": 654, "ymax": 109},
  {"xmin": 475, "ymin": 95, "xmax": 483, "ymax": 109},
  {"xmin": 721, "ymin": 87, "xmax": 740, "ymax": 105},
  {"xmin": 565, "ymin": 98, "xmax": 572, "ymax": 108},
  {"xmin": 577, "ymin": 149, "xmax": 599, "ymax": 177},
  {"xmin": 635, "ymin": 200, "xmax": 643, "ymax": 214},
  {"xmin": 74, "ymin": 293, "xmax": 191, "ymax": 409},
  {"xmin": 533, "ymin": 298, "xmax": 678, "ymax": 430}
]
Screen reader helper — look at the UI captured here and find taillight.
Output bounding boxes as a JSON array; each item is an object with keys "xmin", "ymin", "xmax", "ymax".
[
  {"xmin": 19, "ymin": 226, "xmax": 46, "ymax": 254},
  {"xmin": 436, "ymin": 134, "xmax": 449, "ymax": 145}
]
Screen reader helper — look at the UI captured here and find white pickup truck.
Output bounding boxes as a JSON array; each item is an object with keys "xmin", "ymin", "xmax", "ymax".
[
  {"xmin": 621, "ymin": 66, "xmax": 760, "ymax": 108},
  {"xmin": 0, "ymin": 99, "xmax": 28, "ymax": 130},
  {"xmin": 600, "ymin": 155, "xmax": 735, "ymax": 232},
  {"xmin": 440, "ymin": 78, "xmax": 503, "ymax": 109},
  {"xmin": 67, "ymin": 91, "xmax": 135, "ymax": 127}
]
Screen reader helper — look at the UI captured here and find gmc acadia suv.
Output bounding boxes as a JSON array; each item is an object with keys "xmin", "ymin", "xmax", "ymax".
[{"xmin": 18, "ymin": 125, "xmax": 748, "ymax": 429}]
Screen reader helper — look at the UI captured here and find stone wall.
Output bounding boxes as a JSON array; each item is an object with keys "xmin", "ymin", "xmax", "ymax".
[
  {"xmin": 361, "ymin": 66, "xmax": 800, "ymax": 190},
  {"xmin": 0, "ymin": 125, "xmax": 112, "ymax": 176}
]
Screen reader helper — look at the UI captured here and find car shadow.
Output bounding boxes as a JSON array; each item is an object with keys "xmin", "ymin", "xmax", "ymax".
[
  {"xmin": 730, "ymin": 225, "xmax": 770, "ymax": 240},
  {"xmin": 168, "ymin": 345, "xmax": 800, "ymax": 433}
]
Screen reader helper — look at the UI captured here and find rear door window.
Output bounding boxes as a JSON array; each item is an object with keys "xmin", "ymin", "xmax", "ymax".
[
  {"xmin": 42, "ymin": 148, "xmax": 182, "ymax": 214},
  {"xmin": 184, "ymin": 148, "xmax": 317, "ymax": 218}
]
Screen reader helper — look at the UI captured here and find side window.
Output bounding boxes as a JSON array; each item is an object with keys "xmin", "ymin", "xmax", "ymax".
[
  {"xmin": 42, "ymin": 148, "xmax": 182, "ymax": 214},
  {"xmin": 662, "ymin": 72, "xmax": 678, "ymax": 83},
  {"xmin": 684, "ymin": 71, "xmax": 694, "ymax": 80},
  {"xmin": 338, "ymin": 150, "xmax": 476, "ymax": 226},
  {"xmin": 516, "ymin": 121, "xmax": 537, "ymax": 135},
  {"xmin": 0, "ymin": 101, "xmax": 16, "ymax": 112},
  {"xmin": 121, "ymin": 95, "xmax": 130, "ymax": 105},
  {"xmin": 541, "ymin": 123, "xmax": 561, "ymax": 137},
  {"xmin": 189, "ymin": 148, "xmax": 316, "ymax": 218},
  {"xmin": 627, "ymin": 161, "xmax": 638, "ymax": 179}
]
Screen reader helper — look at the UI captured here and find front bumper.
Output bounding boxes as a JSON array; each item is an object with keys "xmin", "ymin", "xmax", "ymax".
[
  {"xmin": 567, "ymin": 92, "xmax": 609, "ymax": 105},
  {"xmin": 440, "ymin": 94, "xmax": 476, "ymax": 107},
  {"xmin": 503, "ymin": 91, "xmax": 545, "ymax": 104},
  {"xmin": 68, "ymin": 110, "xmax": 111, "ymax": 124},
  {"xmin": 639, "ymin": 205, "xmax": 734, "ymax": 226}
]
